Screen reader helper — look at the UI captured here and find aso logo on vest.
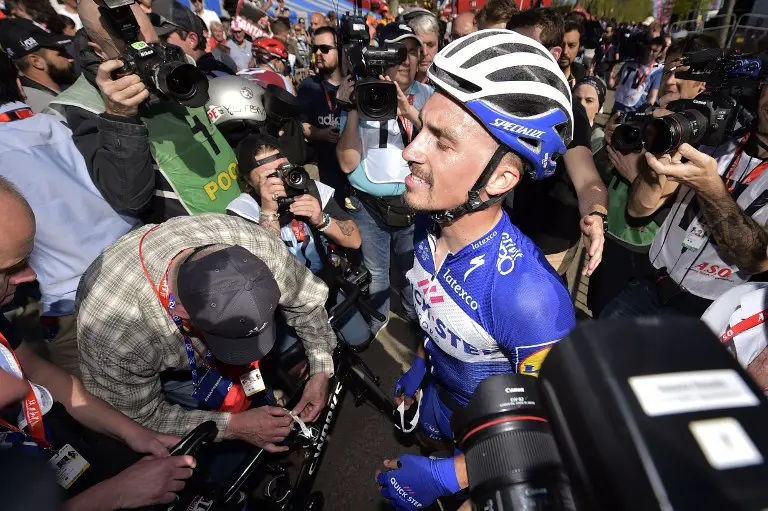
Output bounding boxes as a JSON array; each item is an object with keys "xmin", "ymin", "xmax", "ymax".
[{"xmin": 203, "ymin": 162, "xmax": 239, "ymax": 200}]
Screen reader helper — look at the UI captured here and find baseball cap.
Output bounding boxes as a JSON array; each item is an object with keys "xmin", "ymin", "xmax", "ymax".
[
  {"xmin": 377, "ymin": 22, "xmax": 422, "ymax": 47},
  {"xmin": 177, "ymin": 246, "xmax": 281, "ymax": 365},
  {"xmin": 150, "ymin": 0, "xmax": 206, "ymax": 36},
  {"xmin": 0, "ymin": 18, "xmax": 72, "ymax": 59}
]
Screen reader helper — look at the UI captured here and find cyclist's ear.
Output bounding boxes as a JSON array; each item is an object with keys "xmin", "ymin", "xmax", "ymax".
[{"xmin": 484, "ymin": 152, "xmax": 521, "ymax": 198}]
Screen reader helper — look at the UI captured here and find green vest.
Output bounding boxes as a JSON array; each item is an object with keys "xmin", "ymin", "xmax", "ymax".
[
  {"xmin": 606, "ymin": 172, "xmax": 660, "ymax": 252},
  {"xmin": 48, "ymin": 76, "xmax": 240, "ymax": 215}
]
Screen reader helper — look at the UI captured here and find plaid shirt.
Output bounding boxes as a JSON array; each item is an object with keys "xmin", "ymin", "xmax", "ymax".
[{"xmin": 76, "ymin": 214, "xmax": 337, "ymax": 438}]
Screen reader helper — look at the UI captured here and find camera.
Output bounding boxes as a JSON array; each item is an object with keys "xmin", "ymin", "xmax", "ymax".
[
  {"xmin": 99, "ymin": 0, "xmax": 209, "ymax": 108},
  {"xmin": 453, "ymin": 318, "xmax": 768, "ymax": 510},
  {"xmin": 268, "ymin": 162, "xmax": 310, "ymax": 209},
  {"xmin": 337, "ymin": 15, "xmax": 407, "ymax": 121},
  {"xmin": 611, "ymin": 49, "xmax": 766, "ymax": 155}
]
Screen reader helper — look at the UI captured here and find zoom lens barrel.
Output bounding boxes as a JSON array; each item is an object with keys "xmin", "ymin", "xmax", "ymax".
[
  {"xmin": 155, "ymin": 61, "xmax": 209, "ymax": 108},
  {"xmin": 644, "ymin": 109, "xmax": 709, "ymax": 154}
]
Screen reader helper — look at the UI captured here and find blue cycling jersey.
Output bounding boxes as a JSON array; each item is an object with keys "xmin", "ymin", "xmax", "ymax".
[{"xmin": 406, "ymin": 210, "xmax": 576, "ymax": 407}]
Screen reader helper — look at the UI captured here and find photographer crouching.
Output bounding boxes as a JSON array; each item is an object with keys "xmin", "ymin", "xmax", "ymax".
[
  {"xmin": 335, "ymin": 22, "xmax": 434, "ymax": 335},
  {"xmin": 602, "ymin": 52, "xmax": 768, "ymax": 318}
]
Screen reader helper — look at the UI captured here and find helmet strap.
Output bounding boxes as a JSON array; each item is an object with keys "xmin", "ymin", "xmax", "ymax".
[{"xmin": 431, "ymin": 145, "xmax": 510, "ymax": 225}]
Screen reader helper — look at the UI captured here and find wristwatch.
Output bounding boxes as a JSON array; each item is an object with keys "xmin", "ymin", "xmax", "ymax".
[
  {"xmin": 317, "ymin": 213, "xmax": 332, "ymax": 232},
  {"xmin": 588, "ymin": 211, "xmax": 608, "ymax": 228}
]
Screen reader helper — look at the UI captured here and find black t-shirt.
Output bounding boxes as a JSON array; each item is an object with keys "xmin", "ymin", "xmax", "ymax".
[
  {"xmin": 508, "ymin": 102, "xmax": 592, "ymax": 254},
  {"xmin": 297, "ymin": 75, "xmax": 347, "ymax": 208},
  {"xmin": 0, "ymin": 313, "xmax": 22, "ymax": 350}
]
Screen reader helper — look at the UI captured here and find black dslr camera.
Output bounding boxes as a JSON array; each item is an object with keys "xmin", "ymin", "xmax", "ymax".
[
  {"xmin": 612, "ymin": 49, "xmax": 767, "ymax": 155},
  {"xmin": 99, "ymin": 0, "xmax": 209, "ymax": 107},
  {"xmin": 453, "ymin": 318, "xmax": 768, "ymax": 510},
  {"xmin": 268, "ymin": 162, "xmax": 311, "ymax": 210},
  {"xmin": 337, "ymin": 14, "xmax": 407, "ymax": 121}
]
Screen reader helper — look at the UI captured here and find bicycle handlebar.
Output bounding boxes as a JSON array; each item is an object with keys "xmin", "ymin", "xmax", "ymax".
[{"xmin": 328, "ymin": 278, "xmax": 387, "ymax": 325}]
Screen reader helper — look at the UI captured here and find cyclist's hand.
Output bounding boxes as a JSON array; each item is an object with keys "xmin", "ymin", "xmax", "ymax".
[
  {"xmin": 293, "ymin": 372, "xmax": 330, "ymax": 422},
  {"xmin": 109, "ymin": 455, "xmax": 196, "ymax": 508},
  {"xmin": 375, "ymin": 455, "xmax": 460, "ymax": 511},
  {"xmin": 394, "ymin": 356, "xmax": 426, "ymax": 410},
  {"xmin": 228, "ymin": 406, "xmax": 293, "ymax": 452}
]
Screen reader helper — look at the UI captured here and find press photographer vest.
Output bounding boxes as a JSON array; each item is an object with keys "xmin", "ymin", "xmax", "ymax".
[
  {"xmin": 649, "ymin": 137, "xmax": 768, "ymax": 300},
  {"xmin": 48, "ymin": 76, "xmax": 240, "ymax": 215}
]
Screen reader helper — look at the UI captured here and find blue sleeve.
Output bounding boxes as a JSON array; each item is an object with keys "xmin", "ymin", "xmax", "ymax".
[{"xmin": 650, "ymin": 69, "xmax": 662, "ymax": 90}]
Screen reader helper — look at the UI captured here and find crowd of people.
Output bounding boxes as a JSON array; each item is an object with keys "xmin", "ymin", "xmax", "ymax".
[{"xmin": 1, "ymin": 0, "xmax": 768, "ymax": 509}]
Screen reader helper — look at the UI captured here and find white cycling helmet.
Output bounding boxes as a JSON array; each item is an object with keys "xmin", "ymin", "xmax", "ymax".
[
  {"xmin": 429, "ymin": 29, "xmax": 573, "ymax": 179},
  {"xmin": 701, "ymin": 283, "xmax": 768, "ymax": 370}
]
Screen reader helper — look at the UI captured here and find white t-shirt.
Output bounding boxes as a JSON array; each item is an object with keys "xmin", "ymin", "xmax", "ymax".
[
  {"xmin": 54, "ymin": 5, "xmax": 82, "ymax": 29},
  {"xmin": 649, "ymin": 137, "xmax": 768, "ymax": 300},
  {"xmin": 197, "ymin": 8, "xmax": 221, "ymax": 30}
]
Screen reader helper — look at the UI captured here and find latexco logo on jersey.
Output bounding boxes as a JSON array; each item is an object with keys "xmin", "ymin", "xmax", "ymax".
[
  {"xmin": 470, "ymin": 230, "xmax": 497, "ymax": 251},
  {"xmin": 442, "ymin": 268, "xmax": 479, "ymax": 311}
]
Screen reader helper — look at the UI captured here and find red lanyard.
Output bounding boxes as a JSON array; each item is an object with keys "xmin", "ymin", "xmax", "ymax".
[
  {"xmin": 633, "ymin": 64, "xmax": 653, "ymax": 88},
  {"xmin": 0, "ymin": 107, "xmax": 34, "ymax": 123},
  {"xmin": 398, "ymin": 93, "xmax": 416, "ymax": 143},
  {"xmin": 720, "ymin": 308, "xmax": 767, "ymax": 344},
  {"xmin": 724, "ymin": 133, "xmax": 768, "ymax": 191},
  {"xmin": 321, "ymin": 81, "xmax": 337, "ymax": 116},
  {"xmin": 0, "ymin": 333, "xmax": 51, "ymax": 449},
  {"xmin": 291, "ymin": 219, "xmax": 306, "ymax": 242}
]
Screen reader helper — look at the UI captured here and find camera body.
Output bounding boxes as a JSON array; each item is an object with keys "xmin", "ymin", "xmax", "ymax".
[
  {"xmin": 268, "ymin": 162, "xmax": 311, "ymax": 209},
  {"xmin": 99, "ymin": 0, "xmax": 209, "ymax": 107},
  {"xmin": 611, "ymin": 49, "xmax": 767, "ymax": 155},
  {"xmin": 337, "ymin": 15, "xmax": 407, "ymax": 121}
]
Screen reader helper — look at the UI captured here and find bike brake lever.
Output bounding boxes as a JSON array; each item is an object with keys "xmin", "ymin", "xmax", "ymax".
[{"xmin": 169, "ymin": 421, "xmax": 218, "ymax": 456}]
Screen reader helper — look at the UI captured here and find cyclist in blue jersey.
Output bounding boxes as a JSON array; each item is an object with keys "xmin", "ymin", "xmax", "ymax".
[{"xmin": 375, "ymin": 30, "xmax": 577, "ymax": 510}]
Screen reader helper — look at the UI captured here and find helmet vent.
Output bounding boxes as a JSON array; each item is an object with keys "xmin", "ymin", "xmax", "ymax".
[
  {"xmin": 431, "ymin": 67, "xmax": 482, "ymax": 94},
  {"xmin": 486, "ymin": 67, "xmax": 571, "ymax": 101},
  {"xmin": 459, "ymin": 43, "xmax": 550, "ymax": 70}
]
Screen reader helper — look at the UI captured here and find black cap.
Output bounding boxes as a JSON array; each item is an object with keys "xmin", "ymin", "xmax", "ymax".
[
  {"xmin": 177, "ymin": 246, "xmax": 281, "ymax": 365},
  {"xmin": 377, "ymin": 22, "xmax": 421, "ymax": 47},
  {"xmin": 150, "ymin": 0, "xmax": 206, "ymax": 37},
  {"xmin": 0, "ymin": 18, "xmax": 72, "ymax": 59}
]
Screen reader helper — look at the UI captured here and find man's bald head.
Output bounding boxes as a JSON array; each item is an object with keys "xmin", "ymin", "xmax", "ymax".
[
  {"xmin": 78, "ymin": 0, "xmax": 159, "ymax": 59},
  {"xmin": 451, "ymin": 12, "xmax": 477, "ymax": 40},
  {"xmin": 310, "ymin": 12, "xmax": 327, "ymax": 32},
  {"xmin": 0, "ymin": 177, "xmax": 36, "ymax": 306}
]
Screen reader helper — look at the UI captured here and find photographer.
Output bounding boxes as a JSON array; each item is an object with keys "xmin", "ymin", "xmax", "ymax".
[
  {"xmin": 226, "ymin": 134, "xmax": 369, "ymax": 348},
  {"xmin": 46, "ymin": 0, "xmax": 240, "ymax": 223},
  {"xmin": 76, "ymin": 214, "xmax": 337, "ymax": 448},
  {"xmin": 335, "ymin": 23, "xmax": 433, "ymax": 335},
  {"xmin": 377, "ymin": 30, "xmax": 576, "ymax": 510},
  {"xmin": 609, "ymin": 37, "xmax": 665, "ymax": 114},
  {"xmin": 587, "ymin": 34, "xmax": 718, "ymax": 317},
  {"xmin": 602, "ymin": 84, "xmax": 768, "ymax": 318},
  {"xmin": 0, "ymin": 177, "xmax": 195, "ymax": 511}
]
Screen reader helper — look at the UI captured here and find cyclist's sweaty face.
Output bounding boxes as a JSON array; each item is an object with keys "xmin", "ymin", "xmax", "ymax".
[{"xmin": 402, "ymin": 92, "xmax": 519, "ymax": 212}]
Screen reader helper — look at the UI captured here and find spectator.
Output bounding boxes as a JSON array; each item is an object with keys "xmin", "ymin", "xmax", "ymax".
[
  {"xmin": 588, "ymin": 34, "xmax": 719, "ymax": 317},
  {"xmin": 227, "ymin": 134, "xmax": 367, "ymax": 349},
  {"xmin": 0, "ymin": 18, "xmax": 75, "ymax": 113},
  {"xmin": 46, "ymin": 0, "xmax": 240, "ymax": 223},
  {"xmin": 336, "ymin": 23, "xmax": 432, "ymax": 335},
  {"xmin": 207, "ymin": 20, "xmax": 238, "ymax": 73},
  {"xmin": 298, "ymin": 26, "xmax": 346, "ymax": 207},
  {"xmin": 189, "ymin": 0, "xmax": 219, "ymax": 30},
  {"xmin": 407, "ymin": 13, "xmax": 440, "ymax": 85},
  {"xmin": 0, "ymin": 52, "xmax": 138, "ymax": 377},
  {"xmin": 152, "ymin": 1, "xmax": 236, "ymax": 77},
  {"xmin": 0, "ymin": 176, "xmax": 195, "ymax": 510},
  {"xmin": 58, "ymin": 13, "xmax": 77, "ymax": 36},
  {"xmin": 450, "ymin": 12, "xmax": 477, "ymax": 41},
  {"xmin": 226, "ymin": 20, "xmax": 253, "ymax": 71},
  {"xmin": 573, "ymin": 75, "xmax": 606, "ymax": 154},
  {"xmin": 272, "ymin": 18, "xmax": 300, "ymax": 71},
  {"xmin": 609, "ymin": 36, "xmax": 665, "ymax": 114},
  {"xmin": 561, "ymin": 19, "xmax": 586, "ymax": 87},
  {"xmin": 5, "ymin": 0, "xmax": 67, "ymax": 34},
  {"xmin": 238, "ymin": 37, "xmax": 295, "ymax": 92},
  {"xmin": 76, "ymin": 214, "xmax": 336, "ymax": 444},
  {"xmin": 327, "ymin": 10, "xmax": 337, "ymax": 27},
  {"xmin": 476, "ymin": 0, "xmax": 518, "ymax": 30},
  {"xmin": 506, "ymin": 8, "xmax": 607, "ymax": 277},
  {"xmin": 594, "ymin": 20, "xmax": 617, "ymax": 82},
  {"xmin": 273, "ymin": 0, "xmax": 290, "ymax": 21},
  {"xmin": 311, "ymin": 12, "xmax": 328, "ymax": 33},
  {"xmin": 52, "ymin": 0, "xmax": 81, "ymax": 29}
]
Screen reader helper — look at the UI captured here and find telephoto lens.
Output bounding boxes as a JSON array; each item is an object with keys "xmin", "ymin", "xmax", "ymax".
[
  {"xmin": 155, "ymin": 61, "xmax": 209, "ymax": 107},
  {"xmin": 452, "ymin": 374, "xmax": 575, "ymax": 511},
  {"xmin": 644, "ymin": 109, "xmax": 709, "ymax": 155}
]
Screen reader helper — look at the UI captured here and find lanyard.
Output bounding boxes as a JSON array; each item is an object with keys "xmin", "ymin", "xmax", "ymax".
[
  {"xmin": 633, "ymin": 64, "xmax": 653, "ymax": 89},
  {"xmin": 321, "ymin": 81, "xmax": 337, "ymax": 116},
  {"xmin": 138, "ymin": 226, "xmax": 212, "ymax": 388},
  {"xmin": 0, "ymin": 107, "xmax": 34, "ymax": 123},
  {"xmin": 291, "ymin": 219, "xmax": 306, "ymax": 243},
  {"xmin": 0, "ymin": 333, "xmax": 51, "ymax": 449},
  {"xmin": 398, "ymin": 93, "xmax": 416, "ymax": 144},
  {"xmin": 720, "ymin": 308, "xmax": 767, "ymax": 344},
  {"xmin": 724, "ymin": 133, "xmax": 768, "ymax": 191}
]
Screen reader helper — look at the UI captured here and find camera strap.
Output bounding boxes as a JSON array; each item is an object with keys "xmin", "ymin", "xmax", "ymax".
[{"xmin": 254, "ymin": 153, "xmax": 285, "ymax": 168}]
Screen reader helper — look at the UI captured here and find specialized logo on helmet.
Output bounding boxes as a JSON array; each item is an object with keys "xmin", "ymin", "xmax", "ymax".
[
  {"xmin": 490, "ymin": 118, "xmax": 545, "ymax": 139},
  {"xmin": 240, "ymin": 86, "xmax": 254, "ymax": 99}
]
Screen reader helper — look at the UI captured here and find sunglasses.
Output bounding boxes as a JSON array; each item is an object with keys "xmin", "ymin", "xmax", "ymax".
[{"xmin": 312, "ymin": 44, "xmax": 336, "ymax": 54}]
